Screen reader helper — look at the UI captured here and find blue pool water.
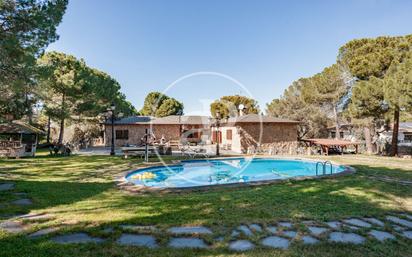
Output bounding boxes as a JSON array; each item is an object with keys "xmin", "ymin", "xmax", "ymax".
[{"xmin": 125, "ymin": 158, "xmax": 346, "ymax": 188}]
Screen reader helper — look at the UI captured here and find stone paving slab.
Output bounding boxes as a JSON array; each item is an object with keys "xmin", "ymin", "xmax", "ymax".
[
  {"xmin": 229, "ymin": 240, "xmax": 255, "ymax": 251},
  {"xmin": 278, "ymin": 222, "xmax": 293, "ymax": 228},
  {"xmin": 51, "ymin": 233, "xmax": 105, "ymax": 244},
  {"xmin": 237, "ymin": 225, "xmax": 253, "ymax": 236},
  {"xmin": 283, "ymin": 230, "xmax": 297, "ymax": 238},
  {"xmin": 329, "ymin": 232, "xmax": 365, "ymax": 244},
  {"xmin": 117, "ymin": 234, "xmax": 158, "ymax": 248},
  {"xmin": 29, "ymin": 227, "xmax": 59, "ymax": 238},
  {"xmin": 363, "ymin": 218, "xmax": 384, "ymax": 227},
  {"xmin": 168, "ymin": 237, "xmax": 208, "ymax": 249},
  {"xmin": 308, "ymin": 226, "xmax": 328, "ymax": 236},
  {"xmin": 249, "ymin": 224, "xmax": 262, "ymax": 232},
  {"xmin": 368, "ymin": 230, "xmax": 395, "ymax": 241},
  {"xmin": 402, "ymin": 231, "xmax": 412, "ymax": 239},
  {"xmin": 343, "ymin": 218, "xmax": 372, "ymax": 228},
  {"xmin": 393, "ymin": 225, "xmax": 407, "ymax": 231},
  {"xmin": 267, "ymin": 226, "xmax": 277, "ymax": 234},
  {"xmin": 167, "ymin": 226, "xmax": 212, "ymax": 234},
  {"xmin": 261, "ymin": 236, "xmax": 290, "ymax": 249},
  {"xmin": 12, "ymin": 199, "xmax": 32, "ymax": 206},
  {"xmin": 0, "ymin": 220, "xmax": 27, "ymax": 234},
  {"xmin": 386, "ymin": 216, "xmax": 412, "ymax": 228},
  {"xmin": 0, "ymin": 183, "xmax": 14, "ymax": 191},
  {"xmin": 302, "ymin": 235, "xmax": 319, "ymax": 245},
  {"xmin": 326, "ymin": 221, "xmax": 342, "ymax": 229},
  {"xmin": 120, "ymin": 225, "xmax": 158, "ymax": 232},
  {"xmin": 231, "ymin": 230, "xmax": 240, "ymax": 237}
]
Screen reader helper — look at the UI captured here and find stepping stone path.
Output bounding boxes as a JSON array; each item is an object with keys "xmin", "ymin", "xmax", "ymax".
[
  {"xmin": 308, "ymin": 226, "xmax": 328, "ymax": 236},
  {"xmin": 167, "ymin": 226, "xmax": 212, "ymax": 234},
  {"xmin": 261, "ymin": 236, "xmax": 290, "ymax": 249},
  {"xmin": 12, "ymin": 199, "xmax": 32, "ymax": 206},
  {"xmin": 120, "ymin": 225, "xmax": 158, "ymax": 232},
  {"xmin": 29, "ymin": 227, "xmax": 59, "ymax": 238},
  {"xmin": 278, "ymin": 222, "xmax": 293, "ymax": 228},
  {"xmin": 368, "ymin": 230, "xmax": 395, "ymax": 241},
  {"xmin": 229, "ymin": 240, "xmax": 255, "ymax": 251},
  {"xmin": 343, "ymin": 218, "xmax": 372, "ymax": 228},
  {"xmin": 302, "ymin": 235, "xmax": 319, "ymax": 245},
  {"xmin": 6, "ymin": 212, "xmax": 410, "ymax": 251},
  {"xmin": 249, "ymin": 224, "xmax": 263, "ymax": 232},
  {"xmin": 363, "ymin": 218, "xmax": 384, "ymax": 227},
  {"xmin": 237, "ymin": 225, "xmax": 253, "ymax": 236},
  {"xmin": 402, "ymin": 231, "xmax": 412, "ymax": 239},
  {"xmin": 0, "ymin": 220, "xmax": 27, "ymax": 234},
  {"xmin": 51, "ymin": 233, "xmax": 105, "ymax": 244},
  {"xmin": 283, "ymin": 230, "xmax": 297, "ymax": 238},
  {"xmin": 326, "ymin": 221, "xmax": 342, "ymax": 229},
  {"xmin": 0, "ymin": 183, "xmax": 14, "ymax": 191},
  {"xmin": 168, "ymin": 238, "xmax": 208, "ymax": 249},
  {"xmin": 329, "ymin": 232, "xmax": 365, "ymax": 244},
  {"xmin": 386, "ymin": 216, "xmax": 412, "ymax": 228},
  {"xmin": 267, "ymin": 226, "xmax": 277, "ymax": 234},
  {"xmin": 117, "ymin": 234, "xmax": 158, "ymax": 248}
]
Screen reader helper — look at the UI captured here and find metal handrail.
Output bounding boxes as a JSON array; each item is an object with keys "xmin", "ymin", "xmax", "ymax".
[
  {"xmin": 315, "ymin": 161, "xmax": 324, "ymax": 176},
  {"xmin": 323, "ymin": 161, "xmax": 333, "ymax": 175}
]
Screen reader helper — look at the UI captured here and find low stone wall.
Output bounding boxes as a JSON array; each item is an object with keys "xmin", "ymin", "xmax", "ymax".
[{"xmin": 248, "ymin": 141, "xmax": 300, "ymax": 155}]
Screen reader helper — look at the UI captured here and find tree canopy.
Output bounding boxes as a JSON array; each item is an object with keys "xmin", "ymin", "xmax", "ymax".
[
  {"xmin": 340, "ymin": 34, "xmax": 412, "ymax": 155},
  {"xmin": 37, "ymin": 51, "xmax": 136, "ymax": 143},
  {"xmin": 0, "ymin": 0, "xmax": 68, "ymax": 120},
  {"xmin": 139, "ymin": 92, "xmax": 183, "ymax": 117},
  {"xmin": 210, "ymin": 95, "xmax": 259, "ymax": 118}
]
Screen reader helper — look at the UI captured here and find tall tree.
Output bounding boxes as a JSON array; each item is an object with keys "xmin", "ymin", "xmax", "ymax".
[
  {"xmin": 140, "ymin": 92, "xmax": 183, "ymax": 117},
  {"xmin": 301, "ymin": 64, "xmax": 350, "ymax": 139},
  {"xmin": 37, "ymin": 52, "xmax": 86, "ymax": 144},
  {"xmin": 210, "ymin": 95, "xmax": 259, "ymax": 118},
  {"xmin": 267, "ymin": 79, "xmax": 329, "ymax": 139},
  {"xmin": 0, "ymin": 0, "xmax": 68, "ymax": 120},
  {"xmin": 340, "ymin": 35, "xmax": 412, "ymax": 155}
]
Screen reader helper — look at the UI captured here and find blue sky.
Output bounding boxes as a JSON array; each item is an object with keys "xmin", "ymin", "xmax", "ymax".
[{"xmin": 47, "ymin": 0, "xmax": 412, "ymax": 115}]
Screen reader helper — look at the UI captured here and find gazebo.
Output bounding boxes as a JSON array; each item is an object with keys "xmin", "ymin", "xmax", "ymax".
[
  {"xmin": 0, "ymin": 121, "xmax": 44, "ymax": 158},
  {"xmin": 303, "ymin": 138, "xmax": 360, "ymax": 155}
]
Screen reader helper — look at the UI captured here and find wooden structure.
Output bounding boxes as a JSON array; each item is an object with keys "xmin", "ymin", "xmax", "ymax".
[
  {"xmin": 0, "ymin": 121, "xmax": 44, "ymax": 158},
  {"xmin": 303, "ymin": 138, "xmax": 360, "ymax": 155}
]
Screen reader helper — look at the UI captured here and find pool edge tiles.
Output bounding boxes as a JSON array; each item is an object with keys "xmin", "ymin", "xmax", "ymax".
[{"xmin": 122, "ymin": 157, "xmax": 353, "ymax": 190}]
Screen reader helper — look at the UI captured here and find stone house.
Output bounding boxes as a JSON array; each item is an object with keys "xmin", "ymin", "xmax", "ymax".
[{"xmin": 104, "ymin": 114, "xmax": 299, "ymax": 153}]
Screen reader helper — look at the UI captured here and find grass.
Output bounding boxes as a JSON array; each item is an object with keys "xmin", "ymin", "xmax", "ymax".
[{"xmin": 0, "ymin": 152, "xmax": 412, "ymax": 257}]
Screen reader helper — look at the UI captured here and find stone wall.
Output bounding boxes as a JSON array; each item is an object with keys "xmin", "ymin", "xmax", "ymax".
[
  {"xmin": 105, "ymin": 124, "xmax": 183, "ymax": 146},
  {"xmin": 237, "ymin": 123, "xmax": 298, "ymax": 153}
]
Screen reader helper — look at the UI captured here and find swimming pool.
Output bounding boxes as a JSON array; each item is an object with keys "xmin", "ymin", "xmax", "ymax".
[{"xmin": 125, "ymin": 158, "xmax": 349, "ymax": 189}]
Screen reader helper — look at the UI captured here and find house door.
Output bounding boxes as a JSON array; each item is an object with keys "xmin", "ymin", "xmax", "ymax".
[{"xmin": 212, "ymin": 131, "xmax": 222, "ymax": 144}]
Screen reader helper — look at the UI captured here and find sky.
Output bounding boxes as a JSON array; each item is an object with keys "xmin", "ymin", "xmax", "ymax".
[{"xmin": 47, "ymin": 0, "xmax": 412, "ymax": 115}]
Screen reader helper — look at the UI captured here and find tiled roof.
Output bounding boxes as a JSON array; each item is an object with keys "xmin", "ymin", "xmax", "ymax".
[
  {"xmin": 108, "ymin": 115, "xmax": 210, "ymax": 125},
  {"xmin": 0, "ymin": 121, "xmax": 45, "ymax": 134},
  {"xmin": 399, "ymin": 122, "xmax": 412, "ymax": 132},
  {"xmin": 226, "ymin": 114, "xmax": 299, "ymax": 124}
]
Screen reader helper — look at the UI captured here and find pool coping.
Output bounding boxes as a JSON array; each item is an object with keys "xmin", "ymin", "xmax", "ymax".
[{"xmin": 115, "ymin": 156, "xmax": 356, "ymax": 194}]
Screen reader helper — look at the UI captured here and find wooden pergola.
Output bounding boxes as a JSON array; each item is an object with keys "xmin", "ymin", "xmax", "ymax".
[
  {"xmin": 303, "ymin": 138, "xmax": 360, "ymax": 155},
  {"xmin": 0, "ymin": 121, "xmax": 44, "ymax": 157}
]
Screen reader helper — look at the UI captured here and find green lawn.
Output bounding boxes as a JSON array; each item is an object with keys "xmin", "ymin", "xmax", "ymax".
[{"xmin": 0, "ymin": 153, "xmax": 411, "ymax": 257}]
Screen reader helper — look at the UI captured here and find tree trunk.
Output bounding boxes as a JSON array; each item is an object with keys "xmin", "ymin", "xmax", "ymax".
[
  {"xmin": 390, "ymin": 108, "xmax": 400, "ymax": 156},
  {"xmin": 46, "ymin": 116, "xmax": 51, "ymax": 144},
  {"xmin": 364, "ymin": 126, "xmax": 373, "ymax": 154},
  {"xmin": 58, "ymin": 93, "xmax": 65, "ymax": 145},
  {"xmin": 333, "ymin": 105, "xmax": 340, "ymax": 139}
]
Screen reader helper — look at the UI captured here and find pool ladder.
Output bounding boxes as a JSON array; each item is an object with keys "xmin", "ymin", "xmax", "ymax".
[{"xmin": 316, "ymin": 161, "xmax": 333, "ymax": 176}]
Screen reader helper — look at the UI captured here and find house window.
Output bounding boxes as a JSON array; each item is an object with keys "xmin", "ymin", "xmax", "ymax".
[
  {"xmin": 115, "ymin": 130, "xmax": 128, "ymax": 140},
  {"xmin": 404, "ymin": 133, "xmax": 412, "ymax": 141},
  {"xmin": 226, "ymin": 129, "xmax": 232, "ymax": 140}
]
